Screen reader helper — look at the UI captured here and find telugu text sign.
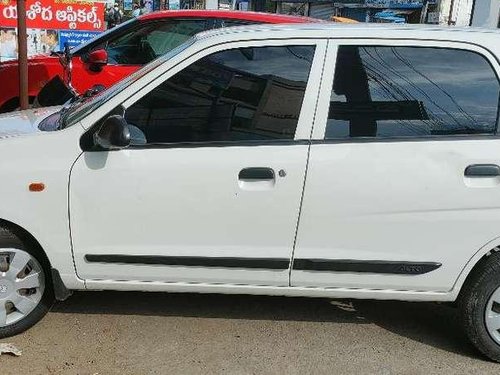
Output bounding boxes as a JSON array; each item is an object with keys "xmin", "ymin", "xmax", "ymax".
[{"xmin": 0, "ymin": 0, "xmax": 105, "ymax": 31}]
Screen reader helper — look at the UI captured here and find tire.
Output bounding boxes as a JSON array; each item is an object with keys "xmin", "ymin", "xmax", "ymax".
[
  {"xmin": 459, "ymin": 251, "xmax": 500, "ymax": 362},
  {"xmin": 0, "ymin": 226, "xmax": 53, "ymax": 338}
]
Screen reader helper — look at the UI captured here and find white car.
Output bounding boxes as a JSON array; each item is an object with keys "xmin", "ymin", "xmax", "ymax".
[{"xmin": 0, "ymin": 23, "xmax": 500, "ymax": 361}]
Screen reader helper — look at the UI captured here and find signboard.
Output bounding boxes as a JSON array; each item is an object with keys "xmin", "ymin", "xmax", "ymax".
[
  {"xmin": 0, "ymin": 0, "xmax": 105, "ymax": 61},
  {"xmin": 59, "ymin": 29, "xmax": 100, "ymax": 48},
  {"xmin": 1, "ymin": 0, "xmax": 105, "ymax": 31}
]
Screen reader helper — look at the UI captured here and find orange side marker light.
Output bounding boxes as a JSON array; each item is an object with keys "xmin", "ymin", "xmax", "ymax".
[{"xmin": 29, "ymin": 183, "xmax": 45, "ymax": 192}]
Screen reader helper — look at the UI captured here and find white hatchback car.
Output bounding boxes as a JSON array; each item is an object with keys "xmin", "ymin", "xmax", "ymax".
[{"xmin": 0, "ymin": 23, "xmax": 500, "ymax": 360}]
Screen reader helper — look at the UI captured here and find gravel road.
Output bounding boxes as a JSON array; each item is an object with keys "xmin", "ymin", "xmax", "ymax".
[{"xmin": 1, "ymin": 291, "xmax": 499, "ymax": 374}]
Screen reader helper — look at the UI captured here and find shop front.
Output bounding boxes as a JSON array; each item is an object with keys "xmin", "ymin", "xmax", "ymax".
[
  {"xmin": 0, "ymin": 0, "xmax": 105, "ymax": 61},
  {"xmin": 274, "ymin": 0, "xmax": 425, "ymax": 22}
]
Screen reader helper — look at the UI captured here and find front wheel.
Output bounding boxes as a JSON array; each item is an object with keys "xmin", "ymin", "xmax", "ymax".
[
  {"xmin": 0, "ymin": 246, "xmax": 53, "ymax": 338},
  {"xmin": 460, "ymin": 251, "xmax": 500, "ymax": 362}
]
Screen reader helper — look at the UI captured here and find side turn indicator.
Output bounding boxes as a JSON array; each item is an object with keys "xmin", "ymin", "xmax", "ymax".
[{"xmin": 29, "ymin": 183, "xmax": 45, "ymax": 192}]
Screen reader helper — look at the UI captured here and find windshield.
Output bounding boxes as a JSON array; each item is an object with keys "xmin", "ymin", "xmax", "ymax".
[
  {"xmin": 63, "ymin": 37, "xmax": 196, "ymax": 128},
  {"xmin": 67, "ymin": 18, "xmax": 138, "ymax": 55}
]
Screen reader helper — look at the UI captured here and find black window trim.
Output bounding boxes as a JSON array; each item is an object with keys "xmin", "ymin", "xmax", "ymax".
[
  {"xmin": 321, "ymin": 40, "xmax": 500, "ymax": 143},
  {"xmin": 127, "ymin": 139, "xmax": 310, "ymax": 150}
]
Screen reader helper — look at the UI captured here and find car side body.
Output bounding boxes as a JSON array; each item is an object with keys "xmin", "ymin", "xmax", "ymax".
[
  {"xmin": 1, "ymin": 23, "xmax": 500, "ymax": 359},
  {"xmin": 0, "ymin": 22, "xmax": 497, "ymax": 300}
]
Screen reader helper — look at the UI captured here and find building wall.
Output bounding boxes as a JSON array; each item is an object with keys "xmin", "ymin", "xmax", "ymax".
[
  {"xmin": 471, "ymin": 0, "xmax": 500, "ymax": 28},
  {"xmin": 439, "ymin": 0, "xmax": 500, "ymax": 28},
  {"xmin": 439, "ymin": 0, "xmax": 474, "ymax": 26}
]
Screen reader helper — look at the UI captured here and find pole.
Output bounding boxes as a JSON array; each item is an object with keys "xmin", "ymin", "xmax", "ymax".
[
  {"xmin": 469, "ymin": 0, "xmax": 476, "ymax": 26},
  {"xmin": 448, "ymin": 0, "xmax": 456, "ymax": 25},
  {"xmin": 17, "ymin": 0, "xmax": 29, "ymax": 110}
]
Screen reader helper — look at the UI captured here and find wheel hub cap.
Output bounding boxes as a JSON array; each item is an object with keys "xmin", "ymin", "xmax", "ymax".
[
  {"xmin": 0, "ymin": 280, "xmax": 13, "ymax": 298},
  {"xmin": 485, "ymin": 286, "xmax": 500, "ymax": 345},
  {"xmin": 0, "ymin": 249, "xmax": 45, "ymax": 327}
]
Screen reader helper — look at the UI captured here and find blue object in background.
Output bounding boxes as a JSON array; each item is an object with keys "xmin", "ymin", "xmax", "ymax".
[
  {"xmin": 374, "ymin": 10, "xmax": 406, "ymax": 23},
  {"xmin": 124, "ymin": 0, "xmax": 133, "ymax": 10},
  {"xmin": 58, "ymin": 30, "xmax": 101, "ymax": 50}
]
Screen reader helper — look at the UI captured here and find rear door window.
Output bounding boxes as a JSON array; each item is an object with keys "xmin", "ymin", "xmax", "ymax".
[{"xmin": 326, "ymin": 46, "xmax": 500, "ymax": 139}]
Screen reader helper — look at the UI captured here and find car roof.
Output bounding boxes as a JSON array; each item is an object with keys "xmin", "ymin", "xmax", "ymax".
[
  {"xmin": 139, "ymin": 10, "xmax": 322, "ymax": 24},
  {"xmin": 193, "ymin": 22, "xmax": 500, "ymax": 51}
]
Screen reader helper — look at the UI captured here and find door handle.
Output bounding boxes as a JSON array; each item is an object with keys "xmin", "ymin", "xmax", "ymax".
[
  {"xmin": 464, "ymin": 164, "xmax": 500, "ymax": 177},
  {"xmin": 238, "ymin": 167, "xmax": 275, "ymax": 181}
]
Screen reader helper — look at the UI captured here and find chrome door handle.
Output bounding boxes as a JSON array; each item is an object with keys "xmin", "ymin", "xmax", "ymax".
[{"xmin": 464, "ymin": 164, "xmax": 500, "ymax": 177}]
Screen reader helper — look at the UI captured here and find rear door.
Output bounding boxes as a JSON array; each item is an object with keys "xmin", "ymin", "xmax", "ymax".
[{"xmin": 291, "ymin": 39, "xmax": 500, "ymax": 292}]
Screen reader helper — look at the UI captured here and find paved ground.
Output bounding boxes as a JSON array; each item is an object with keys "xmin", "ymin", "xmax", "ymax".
[{"xmin": 1, "ymin": 292, "xmax": 499, "ymax": 374}]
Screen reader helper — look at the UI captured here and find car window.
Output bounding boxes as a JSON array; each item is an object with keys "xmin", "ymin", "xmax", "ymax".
[
  {"xmin": 105, "ymin": 19, "xmax": 211, "ymax": 65},
  {"xmin": 326, "ymin": 46, "xmax": 500, "ymax": 139},
  {"xmin": 125, "ymin": 45, "xmax": 315, "ymax": 145},
  {"xmin": 63, "ymin": 39, "xmax": 196, "ymax": 128},
  {"xmin": 216, "ymin": 19, "xmax": 256, "ymax": 28}
]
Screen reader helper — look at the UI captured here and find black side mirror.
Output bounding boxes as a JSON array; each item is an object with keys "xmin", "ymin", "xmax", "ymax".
[{"xmin": 93, "ymin": 115, "xmax": 130, "ymax": 150}]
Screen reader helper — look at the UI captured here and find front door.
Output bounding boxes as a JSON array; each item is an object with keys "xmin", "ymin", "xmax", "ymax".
[
  {"xmin": 292, "ymin": 40, "xmax": 500, "ymax": 292},
  {"xmin": 70, "ymin": 40, "xmax": 324, "ymax": 286}
]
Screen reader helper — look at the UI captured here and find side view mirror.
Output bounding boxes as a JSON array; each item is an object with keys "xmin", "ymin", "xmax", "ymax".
[
  {"xmin": 87, "ymin": 49, "xmax": 108, "ymax": 72},
  {"xmin": 93, "ymin": 115, "xmax": 130, "ymax": 150}
]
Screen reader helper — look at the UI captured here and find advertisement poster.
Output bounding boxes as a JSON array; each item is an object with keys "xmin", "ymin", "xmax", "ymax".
[{"xmin": 0, "ymin": 0, "xmax": 105, "ymax": 61}]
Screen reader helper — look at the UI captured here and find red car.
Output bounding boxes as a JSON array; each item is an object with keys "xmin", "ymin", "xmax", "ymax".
[{"xmin": 0, "ymin": 10, "xmax": 318, "ymax": 112}]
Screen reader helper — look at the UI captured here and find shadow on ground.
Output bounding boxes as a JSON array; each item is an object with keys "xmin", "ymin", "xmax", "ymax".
[{"xmin": 52, "ymin": 291, "xmax": 483, "ymax": 361}]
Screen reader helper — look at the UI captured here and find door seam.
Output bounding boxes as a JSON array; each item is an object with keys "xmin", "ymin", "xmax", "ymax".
[
  {"xmin": 287, "ymin": 40, "xmax": 330, "ymax": 286},
  {"xmin": 67, "ymin": 149, "xmax": 86, "ymax": 284}
]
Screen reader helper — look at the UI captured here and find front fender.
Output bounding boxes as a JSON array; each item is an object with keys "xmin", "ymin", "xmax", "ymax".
[{"xmin": 0, "ymin": 122, "xmax": 85, "ymax": 289}]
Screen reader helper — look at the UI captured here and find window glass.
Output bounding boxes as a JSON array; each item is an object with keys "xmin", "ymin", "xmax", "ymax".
[
  {"xmin": 326, "ymin": 46, "xmax": 500, "ymax": 139},
  {"xmin": 105, "ymin": 20, "xmax": 210, "ymax": 65},
  {"xmin": 216, "ymin": 19, "xmax": 255, "ymax": 28},
  {"xmin": 125, "ymin": 45, "xmax": 315, "ymax": 145}
]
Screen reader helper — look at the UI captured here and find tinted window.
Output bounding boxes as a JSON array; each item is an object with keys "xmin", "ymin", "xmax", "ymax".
[
  {"xmin": 326, "ymin": 46, "xmax": 500, "ymax": 139},
  {"xmin": 125, "ymin": 45, "xmax": 315, "ymax": 145},
  {"xmin": 216, "ymin": 19, "xmax": 254, "ymax": 28},
  {"xmin": 105, "ymin": 20, "xmax": 210, "ymax": 65}
]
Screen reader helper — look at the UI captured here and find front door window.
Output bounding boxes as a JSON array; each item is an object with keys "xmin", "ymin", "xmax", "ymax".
[{"xmin": 125, "ymin": 45, "xmax": 316, "ymax": 145}]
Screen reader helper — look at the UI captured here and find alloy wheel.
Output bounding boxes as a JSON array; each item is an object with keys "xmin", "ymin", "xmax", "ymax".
[
  {"xmin": 485, "ymin": 286, "xmax": 500, "ymax": 346},
  {"xmin": 0, "ymin": 249, "xmax": 45, "ymax": 327}
]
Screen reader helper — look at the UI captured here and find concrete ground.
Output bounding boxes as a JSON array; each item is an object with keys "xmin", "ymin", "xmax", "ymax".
[{"xmin": 1, "ymin": 292, "xmax": 499, "ymax": 374}]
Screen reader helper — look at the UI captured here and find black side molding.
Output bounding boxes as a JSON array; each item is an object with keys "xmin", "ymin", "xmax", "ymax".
[
  {"xmin": 85, "ymin": 255, "xmax": 289, "ymax": 270},
  {"xmin": 293, "ymin": 259, "xmax": 441, "ymax": 275},
  {"xmin": 85, "ymin": 255, "xmax": 441, "ymax": 275}
]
